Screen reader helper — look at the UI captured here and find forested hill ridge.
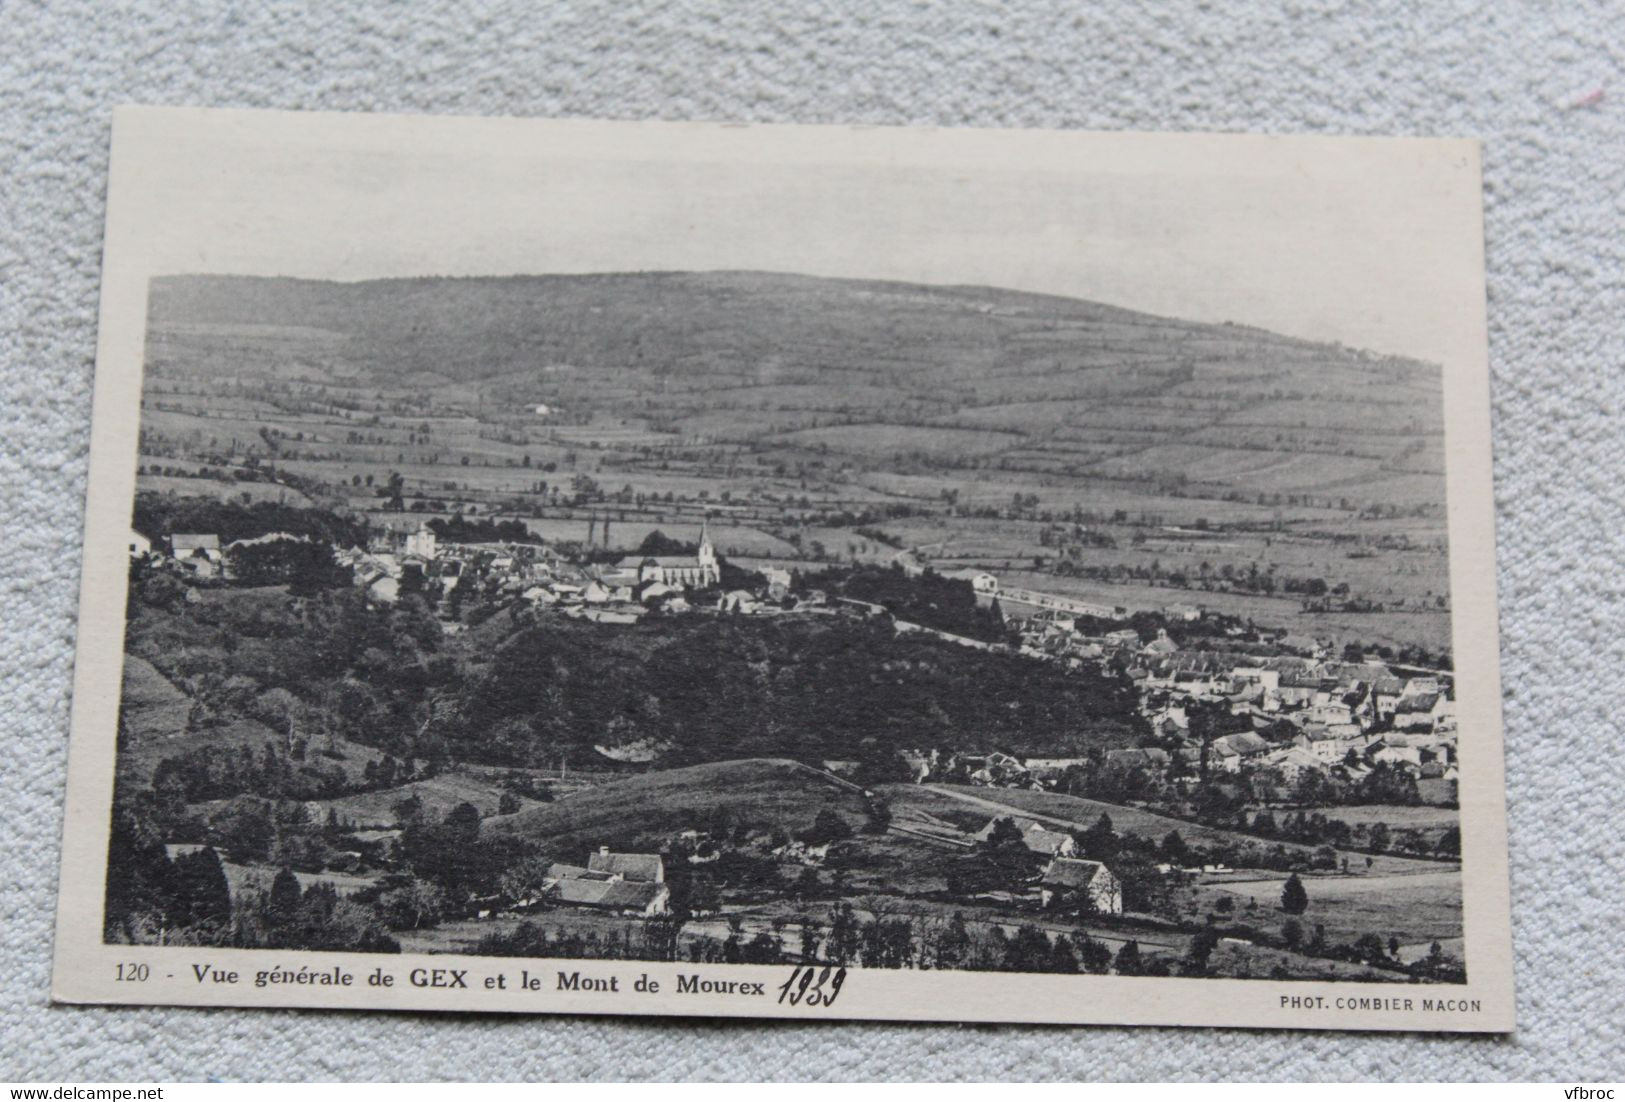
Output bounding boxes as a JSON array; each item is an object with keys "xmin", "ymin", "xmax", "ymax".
[{"xmin": 147, "ymin": 270, "xmax": 1440, "ymax": 426}]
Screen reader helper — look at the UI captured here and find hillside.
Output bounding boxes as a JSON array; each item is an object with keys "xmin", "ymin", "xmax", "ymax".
[
  {"xmin": 441, "ymin": 612, "xmax": 1145, "ymax": 768},
  {"xmin": 145, "ymin": 270, "xmax": 1445, "ymax": 510},
  {"xmin": 149, "ymin": 270, "xmax": 1279, "ymax": 385},
  {"xmin": 484, "ymin": 757, "xmax": 870, "ymax": 853}
]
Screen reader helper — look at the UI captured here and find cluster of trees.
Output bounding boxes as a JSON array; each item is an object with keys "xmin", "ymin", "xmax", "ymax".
[
  {"xmin": 1248, "ymin": 806, "xmax": 1459, "ymax": 859},
  {"xmin": 227, "ymin": 538, "xmax": 352, "ymax": 592},
  {"xmin": 390, "ymin": 801, "xmax": 534, "ymax": 909},
  {"xmin": 246, "ymin": 869, "xmax": 401, "ymax": 951},
  {"xmin": 805, "ymin": 564, "xmax": 1015, "ymax": 645},
  {"xmin": 132, "ymin": 491, "xmax": 367, "ymax": 548},
  {"xmin": 127, "ymin": 580, "xmax": 451, "ymax": 764},
  {"xmin": 103, "ymin": 808, "xmax": 397, "ymax": 952},
  {"xmin": 475, "ymin": 919, "xmax": 688, "ymax": 963},
  {"xmin": 442, "ymin": 614, "xmax": 1144, "ymax": 770},
  {"xmin": 104, "ymin": 810, "xmax": 236, "ymax": 944},
  {"xmin": 151, "ymin": 741, "xmax": 360, "ymax": 806},
  {"xmin": 426, "ymin": 514, "xmax": 539, "ymax": 544},
  {"xmin": 1273, "ymin": 914, "xmax": 1465, "ymax": 982}
]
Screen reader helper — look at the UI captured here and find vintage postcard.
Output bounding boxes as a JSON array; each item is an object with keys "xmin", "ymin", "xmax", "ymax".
[{"xmin": 53, "ymin": 106, "xmax": 1513, "ymax": 1031}]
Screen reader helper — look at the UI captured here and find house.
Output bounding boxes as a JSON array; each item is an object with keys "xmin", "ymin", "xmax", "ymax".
[
  {"xmin": 1038, "ymin": 857, "xmax": 1123, "ymax": 914},
  {"xmin": 1022, "ymin": 756, "xmax": 1089, "ymax": 776},
  {"xmin": 1305, "ymin": 729, "xmax": 1360, "ymax": 763},
  {"xmin": 129, "ymin": 529, "xmax": 152, "ymax": 557},
  {"xmin": 1370, "ymin": 675, "xmax": 1407, "ymax": 715},
  {"xmin": 973, "ymin": 816, "xmax": 1077, "ymax": 857},
  {"xmin": 1275, "ymin": 675, "xmax": 1322, "ymax": 709},
  {"xmin": 168, "ymin": 533, "xmax": 223, "ymax": 576},
  {"xmin": 1228, "ymin": 666, "xmax": 1281, "ymax": 693},
  {"xmin": 1146, "ymin": 703, "xmax": 1188, "ymax": 732},
  {"xmin": 1141, "ymin": 628, "xmax": 1179, "ymax": 657},
  {"xmin": 1212, "ymin": 731, "xmax": 1270, "ymax": 760},
  {"xmin": 370, "ymin": 523, "xmax": 437, "ymax": 560},
  {"xmin": 1393, "ymin": 692, "xmax": 1450, "ymax": 731},
  {"xmin": 588, "ymin": 847, "xmax": 664, "ymax": 883},
  {"xmin": 403, "ymin": 527, "xmax": 437, "ymax": 560},
  {"xmin": 640, "ymin": 580, "xmax": 681, "ymax": 602},
  {"xmin": 613, "ymin": 522, "xmax": 720, "ymax": 588},
  {"xmin": 1164, "ymin": 602, "xmax": 1203, "ymax": 621},
  {"xmin": 169, "ymin": 533, "xmax": 221, "ymax": 560},
  {"xmin": 598, "ymin": 565, "xmax": 643, "ymax": 589},
  {"xmin": 1306, "ymin": 701, "xmax": 1355, "ymax": 726},
  {"xmin": 1262, "ymin": 747, "xmax": 1324, "ymax": 784},
  {"xmin": 898, "ymin": 749, "xmax": 934, "ymax": 783},
  {"xmin": 544, "ymin": 847, "xmax": 669, "ymax": 916},
  {"xmin": 971, "ymin": 572, "xmax": 999, "ymax": 594},
  {"xmin": 548, "ymin": 877, "xmax": 670, "ymax": 916},
  {"xmin": 718, "ymin": 589, "xmax": 760, "ymax": 614},
  {"xmin": 1207, "ymin": 743, "xmax": 1243, "ymax": 773},
  {"xmin": 1104, "ymin": 747, "xmax": 1170, "ymax": 773},
  {"xmin": 1368, "ymin": 740, "xmax": 1422, "ymax": 769}
]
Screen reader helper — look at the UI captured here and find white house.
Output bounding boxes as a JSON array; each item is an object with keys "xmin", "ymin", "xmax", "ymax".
[
  {"xmin": 403, "ymin": 527, "xmax": 437, "ymax": 560},
  {"xmin": 1039, "ymin": 857, "xmax": 1123, "ymax": 914},
  {"xmin": 1263, "ymin": 747, "xmax": 1324, "ymax": 784},
  {"xmin": 169, "ymin": 533, "xmax": 221, "ymax": 561},
  {"xmin": 718, "ymin": 589, "xmax": 760, "ymax": 614},
  {"xmin": 972, "ymin": 816, "xmax": 1077, "ymax": 857},
  {"xmin": 1393, "ymin": 692, "xmax": 1451, "ymax": 731}
]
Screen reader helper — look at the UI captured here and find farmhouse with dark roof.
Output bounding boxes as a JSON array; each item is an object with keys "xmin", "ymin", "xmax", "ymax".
[{"xmin": 544, "ymin": 846, "xmax": 670, "ymax": 916}]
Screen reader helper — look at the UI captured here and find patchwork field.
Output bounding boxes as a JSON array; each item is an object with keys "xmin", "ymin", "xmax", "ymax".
[
  {"xmin": 486, "ymin": 758, "xmax": 872, "ymax": 854},
  {"xmin": 1198, "ymin": 871, "xmax": 1463, "ymax": 948},
  {"xmin": 907, "ymin": 785, "xmax": 1452, "ymax": 878},
  {"xmin": 137, "ymin": 271, "xmax": 1454, "ymax": 656}
]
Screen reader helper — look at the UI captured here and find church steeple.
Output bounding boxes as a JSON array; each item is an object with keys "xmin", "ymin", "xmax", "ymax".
[{"xmin": 696, "ymin": 514, "xmax": 718, "ymax": 583}]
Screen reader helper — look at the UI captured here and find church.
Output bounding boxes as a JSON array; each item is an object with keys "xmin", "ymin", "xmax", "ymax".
[{"xmin": 615, "ymin": 521, "xmax": 720, "ymax": 588}]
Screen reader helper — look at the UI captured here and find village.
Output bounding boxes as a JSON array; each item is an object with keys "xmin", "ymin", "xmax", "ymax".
[
  {"xmin": 133, "ymin": 512, "xmax": 1460, "ymax": 807},
  {"xmin": 109, "ymin": 273, "xmax": 1470, "ymax": 981},
  {"xmin": 124, "ymin": 502, "xmax": 1463, "ymax": 982}
]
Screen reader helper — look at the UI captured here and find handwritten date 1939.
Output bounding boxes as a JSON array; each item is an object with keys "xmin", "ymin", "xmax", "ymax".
[{"xmin": 777, "ymin": 965, "xmax": 847, "ymax": 1008}]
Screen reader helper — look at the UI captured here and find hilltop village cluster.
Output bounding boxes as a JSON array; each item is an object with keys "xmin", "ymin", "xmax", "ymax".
[{"xmin": 132, "ymin": 517, "xmax": 795, "ymax": 627}]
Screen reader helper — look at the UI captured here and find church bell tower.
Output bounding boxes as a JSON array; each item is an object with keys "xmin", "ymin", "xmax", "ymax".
[{"xmin": 697, "ymin": 517, "xmax": 718, "ymax": 584}]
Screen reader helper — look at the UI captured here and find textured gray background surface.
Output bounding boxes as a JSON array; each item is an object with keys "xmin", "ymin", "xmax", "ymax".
[{"xmin": 3, "ymin": 0, "xmax": 1622, "ymax": 1082}]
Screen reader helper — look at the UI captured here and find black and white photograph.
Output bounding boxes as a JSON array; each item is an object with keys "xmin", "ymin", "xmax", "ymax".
[{"xmin": 52, "ymin": 108, "xmax": 1512, "ymax": 1031}]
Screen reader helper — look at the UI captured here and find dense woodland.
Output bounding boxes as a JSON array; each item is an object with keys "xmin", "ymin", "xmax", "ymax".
[{"xmin": 452, "ymin": 615, "xmax": 1140, "ymax": 767}]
